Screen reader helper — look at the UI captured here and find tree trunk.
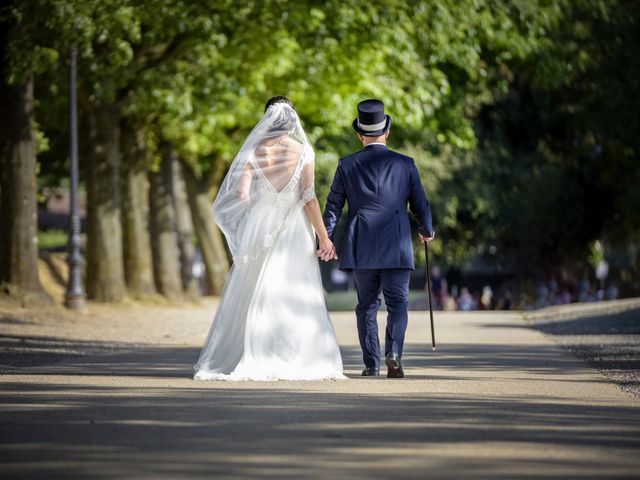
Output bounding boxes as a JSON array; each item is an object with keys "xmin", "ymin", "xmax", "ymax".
[
  {"xmin": 182, "ymin": 161, "xmax": 229, "ymax": 295},
  {"xmin": 120, "ymin": 124, "xmax": 157, "ymax": 299},
  {"xmin": 85, "ymin": 103, "xmax": 126, "ymax": 302},
  {"xmin": 149, "ymin": 154, "xmax": 183, "ymax": 300},
  {"xmin": 0, "ymin": 66, "xmax": 51, "ymax": 305},
  {"xmin": 171, "ymin": 156, "xmax": 198, "ymax": 298}
]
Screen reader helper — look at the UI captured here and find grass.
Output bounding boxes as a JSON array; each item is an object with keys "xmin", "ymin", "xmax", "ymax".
[
  {"xmin": 325, "ymin": 290, "xmax": 427, "ymax": 311},
  {"xmin": 38, "ymin": 229, "xmax": 68, "ymax": 250},
  {"xmin": 324, "ymin": 291, "xmax": 359, "ymax": 311}
]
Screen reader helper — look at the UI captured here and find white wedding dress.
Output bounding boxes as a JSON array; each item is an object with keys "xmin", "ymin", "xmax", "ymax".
[{"xmin": 193, "ymin": 103, "xmax": 345, "ymax": 381}]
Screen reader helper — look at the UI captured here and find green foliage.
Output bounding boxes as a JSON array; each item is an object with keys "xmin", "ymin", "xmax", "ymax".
[
  {"xmin": 437, "ymin": 0, "xmax": 640, "ymax": 278},
  {"xmin": 4, "ymin": 0, "xmax": 637, "ymax": 285}
]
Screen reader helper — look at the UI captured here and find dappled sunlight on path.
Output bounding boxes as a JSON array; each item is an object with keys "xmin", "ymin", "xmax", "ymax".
[{"xmin": 1, "ymin": 308, "xmax": 639, "ymax": 478}]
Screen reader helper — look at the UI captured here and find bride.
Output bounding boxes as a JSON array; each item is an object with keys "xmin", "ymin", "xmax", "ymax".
[{"xmin": 193, "ymin": 96, "xmax": 346, "ymax": 381}]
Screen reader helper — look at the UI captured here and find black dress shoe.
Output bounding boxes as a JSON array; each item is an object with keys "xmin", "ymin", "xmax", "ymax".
[
  {"xmin": 361, "ymin": 367, "xmax": 380, "ymax": 377},
  {"xmin": 385, "ymin": 352, "xmax": 404, "ymax": 378}
]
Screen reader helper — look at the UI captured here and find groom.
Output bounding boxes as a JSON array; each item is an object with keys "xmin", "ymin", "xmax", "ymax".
[{"xmin": 322, "ymin": 99, "xmax": 435, "ymax": 378}]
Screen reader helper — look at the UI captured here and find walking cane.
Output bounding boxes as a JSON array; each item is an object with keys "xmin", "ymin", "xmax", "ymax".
[{"xmin": 424, "ymin": 241, "xmax": 436, "ymax": 350}]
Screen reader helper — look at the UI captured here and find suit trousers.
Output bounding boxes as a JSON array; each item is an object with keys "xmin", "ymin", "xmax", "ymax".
[{"xmin": 352, "ymin": 268, "xmax": 410, "ymax": 369}]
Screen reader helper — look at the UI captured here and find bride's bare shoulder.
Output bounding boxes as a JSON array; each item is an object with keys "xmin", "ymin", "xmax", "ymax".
[
  {"xmin": 290, "ymin": 138, "xmax": 307, "ymax": 160},
  {"xmin": 285, "ymin": 136, "xmax": 304, "ymax": 151}
]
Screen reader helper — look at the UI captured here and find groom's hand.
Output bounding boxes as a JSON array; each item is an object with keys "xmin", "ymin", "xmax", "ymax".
[
  {"xmin": 419, "ymin": 233, "xmax": 435, "ymax": 244},
  {"xmin": 317, "ymin": 236, "xmax": 338, "ymax": 262},
  {"xmin": 317, "ymin": 245, "xmax": 338, "ymax": 262}
]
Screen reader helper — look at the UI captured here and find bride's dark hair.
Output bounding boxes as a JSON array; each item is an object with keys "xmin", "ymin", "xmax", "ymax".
[
  {"xmin": 264, "ymin": 96, "xmax": 297, "ymax": 137},
  {"xmin": 264, "ymin": 95, "xmax": 295, "ymax": 112}
]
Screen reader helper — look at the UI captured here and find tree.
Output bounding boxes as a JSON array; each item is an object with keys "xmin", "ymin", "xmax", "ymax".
[
  {"xmin": 120, "ymin": 121, "xmax": 156, "ymax": 298},
  {"xmin": 6, "ymin": 0, "xmax": 236, "ymax": 300},
  {"xmin": 10, "ymin": 0, "xmax": 635, "ymax": 302},
  {"xmin": 0, "ymin": 4, "xmax": 51, "ymax": 304},
  {"xmin": 149, "ymin": 152, "xmax": 183, "ymax": 299},
  {"xmin": 454, "ymin": 0, "xmax": 640, "ymax": 281}
]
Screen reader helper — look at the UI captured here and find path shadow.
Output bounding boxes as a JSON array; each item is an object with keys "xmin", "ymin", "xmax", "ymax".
[
  {"xmin": 0, "ymin": 333, "xmax": 150, "ymax": 370},
  {"xmin": 530, "ymin": 306, "xmax": 640, "ymax": 336},
  {"xmin": 2, "ymin": 332, "xmax": 640, "ymax": 478},
  {"xmin": 0, "ymin": 333, "xmax": 599, "ymax": 381},
  {"xmin": 1, "ymin": 379, "xmax": 639, "ymax": 479}
]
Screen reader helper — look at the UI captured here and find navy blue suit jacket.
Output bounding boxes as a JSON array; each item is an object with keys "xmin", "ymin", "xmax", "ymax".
[{"xmin": 323, "ymin": 144, "xmax": 434, "ymax": 271}]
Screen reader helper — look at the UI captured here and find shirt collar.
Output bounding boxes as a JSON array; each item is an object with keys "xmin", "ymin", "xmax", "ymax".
[{"xmin": 364, "ymin": 143, "xmax": 387, "ymax": 148}]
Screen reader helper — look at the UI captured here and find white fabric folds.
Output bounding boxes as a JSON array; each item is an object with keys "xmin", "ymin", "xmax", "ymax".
[{"xmin": 193, "ymin": 103, "xmax": 346, "ymax": 381}]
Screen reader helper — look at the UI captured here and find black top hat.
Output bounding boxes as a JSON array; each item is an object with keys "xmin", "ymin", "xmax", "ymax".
[{"xmin": 352, "ymin": 99, "xmax": 392, "ymax": 137}]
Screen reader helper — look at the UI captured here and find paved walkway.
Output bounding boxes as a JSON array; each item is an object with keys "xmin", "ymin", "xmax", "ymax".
[{"xmin": 1, "ymin": 303, "xmax": 639, "ymax": 479}]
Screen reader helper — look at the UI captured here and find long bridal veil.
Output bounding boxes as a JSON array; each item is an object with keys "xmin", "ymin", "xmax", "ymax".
[
  {"xmin": 212, "ymin": 102, "xmax": 316, "ymax": 265},
  {"xmin": 194, "ymin": 102, "xmax": 345, "ymax": 381}
]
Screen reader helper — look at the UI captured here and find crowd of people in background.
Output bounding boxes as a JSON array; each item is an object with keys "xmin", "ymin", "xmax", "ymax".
[
  {"xmin": 428, "ymin": 267, "xmax": 512, "ymax": 311},
  {"xmin": 428, "ymin": 267, "xmax": 620, "ymax": 312},
  {"xmin": 526, "ymin": 277, "xmax": 620, "ymax": 310}
]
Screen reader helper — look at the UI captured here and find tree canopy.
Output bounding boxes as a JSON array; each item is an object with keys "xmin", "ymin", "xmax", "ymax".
[{"xmin": 2, "ymin": 0, "xmax": 637, "ymax": 299}]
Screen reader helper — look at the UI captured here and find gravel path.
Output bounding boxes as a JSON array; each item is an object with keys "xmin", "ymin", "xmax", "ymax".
[
  {"xmin": 525, "ymin": 299, "xmax": 640, "ymax": 398},
  {"xmin": 0, "ymin": 299, "xmax": 218, "ymax": 379},
  {"xmin": 1, "ymin": 299, "xmax": 640, "ymax": 478}
]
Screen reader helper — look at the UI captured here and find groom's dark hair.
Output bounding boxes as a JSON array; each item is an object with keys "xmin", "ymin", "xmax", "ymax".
[{"xmin": 265, "ymin": 96, "xmax": 295, "ymax": 112}]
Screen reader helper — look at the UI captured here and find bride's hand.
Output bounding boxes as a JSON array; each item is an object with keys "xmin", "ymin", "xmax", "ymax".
[{"xmin": 317, "ymin": 236, "xmax": 338, "ymax": 262}]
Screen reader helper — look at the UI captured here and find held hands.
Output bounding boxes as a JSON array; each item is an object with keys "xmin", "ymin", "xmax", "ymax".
[{"xmin": 316, "ymin": 236, "xmax": 338, "ymax": 262}]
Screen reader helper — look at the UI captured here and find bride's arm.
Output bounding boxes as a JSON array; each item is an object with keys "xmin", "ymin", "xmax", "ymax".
[
  {"xmin": 301, "ymin": 163, "xmax": 337, "ymax": 261},
  {"xmin": 304, "ymin": 197, "xmax": 337, "ymax": 261}
]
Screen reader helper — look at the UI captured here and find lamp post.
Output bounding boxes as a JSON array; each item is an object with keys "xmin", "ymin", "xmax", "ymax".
[{"xmin": 65, "ymin": 46, "xmax": 86, "ymax": 310}]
